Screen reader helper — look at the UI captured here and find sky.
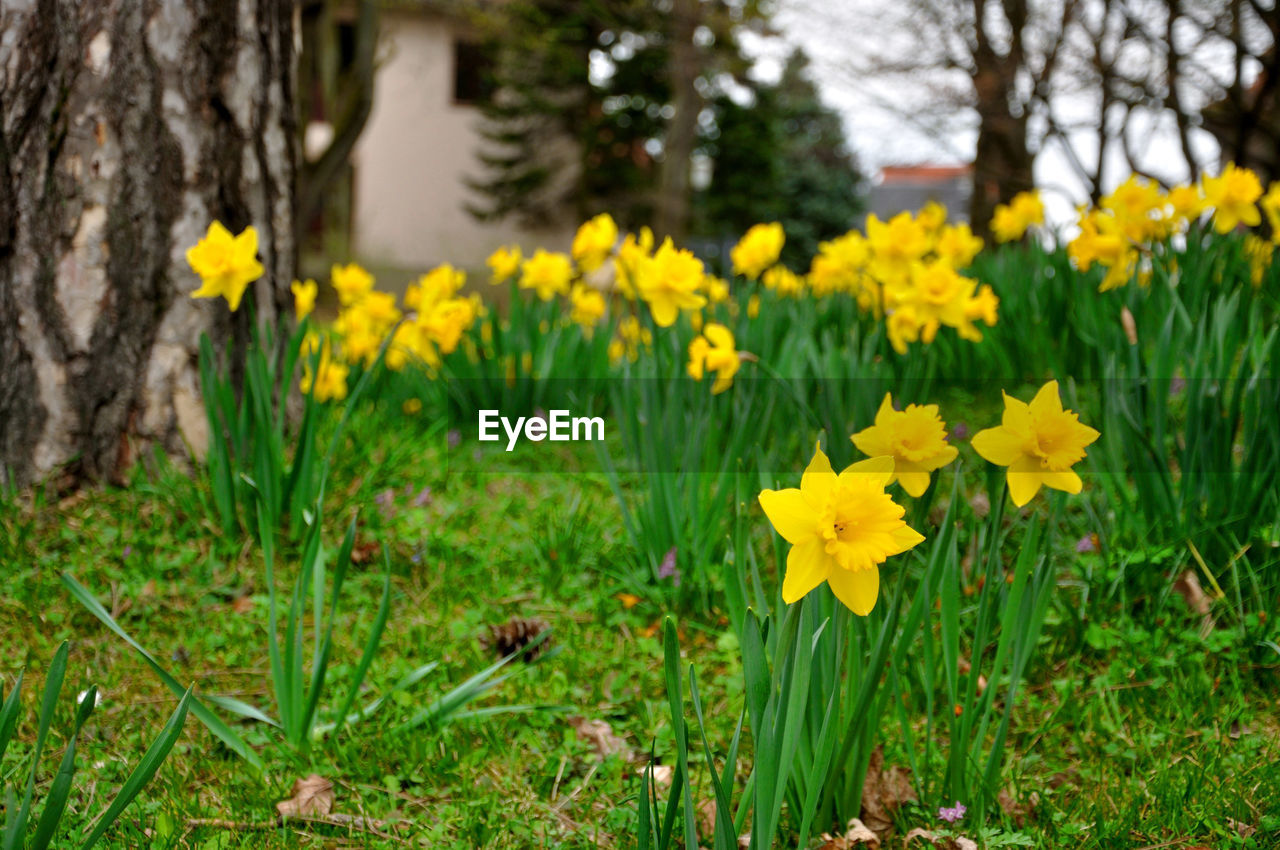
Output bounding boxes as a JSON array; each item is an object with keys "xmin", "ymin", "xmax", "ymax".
[{"xmin": 740, "ymin": 0, "xmax": 1231, "ymax": 231}]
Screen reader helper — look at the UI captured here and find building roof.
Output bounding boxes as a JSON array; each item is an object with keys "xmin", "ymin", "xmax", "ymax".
[{"xmin": 879, "ymin": 164, "xmax": 973, "ymax": 184}]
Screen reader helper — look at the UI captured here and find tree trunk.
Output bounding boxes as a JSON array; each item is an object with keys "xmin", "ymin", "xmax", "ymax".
[
  {"xmin": 655, "ymin": 0, "xmax": 700, "ymax": 243},
  {"xmin": 968, "ymin": 63, "xmax": 1034, "ymax": 238},
  {"xmin": 0, "ymin": 0, "xmax": 296, "ymax": 488}
]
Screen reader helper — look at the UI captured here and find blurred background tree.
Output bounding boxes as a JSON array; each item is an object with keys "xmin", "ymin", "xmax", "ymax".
[
  {"xmin": 297, "ymin": 0, "xmax": 379, "ymax": 254},
  {"xmin": 695, "ymin": 49, "xmax": 865, "ymax": 269},
  {"xmin": 464, "ymin": 0, "xmax": 786, "ymax": 243},
  {"xmin": 796, "ymin": 0, "xmax": 1277, "ymax": 232}
]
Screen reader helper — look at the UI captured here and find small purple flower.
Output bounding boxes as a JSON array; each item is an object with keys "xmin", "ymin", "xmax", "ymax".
[
  {"xmin": 658, "ymin": 547, "xmax": 681, "ymax": 587},
  {"xmin": 412, "ymin": 486, "xmax": 432, "ymax": 507},
  {"xmin": 1076, "ymin": 534, "xmax": 1098, "ymax": 553},
  {"xmin": 122, "ymin": 545, "xmax": 133, "ymax": 558},
  {"xmin": 448, "ymin": 429, "xmax": 462, "ymax": 450},
  {"xmin": 1170, "ymin": 376, "xmax": 1186, "ymax": 396},
  {"xmin": 375, "ymin": 488, "xmax": 395, "ymax": 519},
  {"xmin": 938, "ymin": 801, "xmax": 966, "ymax": 823},
  {"xmin": 949, "ymin": 421, "xmax": 969, "ymax": 441}
]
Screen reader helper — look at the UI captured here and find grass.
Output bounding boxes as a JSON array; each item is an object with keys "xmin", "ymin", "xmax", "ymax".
[{"xmin": 2, "ymin": 385, "xmax": 1277, "ymax": 848}]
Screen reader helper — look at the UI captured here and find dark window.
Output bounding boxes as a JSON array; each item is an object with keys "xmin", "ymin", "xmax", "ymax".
[{"xmin": 454, "ymin": 41, "xmax": 495, "ymax": 105}]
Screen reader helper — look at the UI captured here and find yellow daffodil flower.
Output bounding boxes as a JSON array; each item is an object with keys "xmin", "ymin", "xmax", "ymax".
[
  {"xmin": 971, "ymin": 380, "xmax": 1100, "ymax": 507},
  {"xmin": 990, "ymin": 191, "xmax": 1044, "ymax": 243},
  {"xmin": 569, "ymin": 283, "xmax": 607, "ymax": 331},
  {"xmin": 1243, "ymin": 235, "xmax": 1273, "ymax": 287},
  {"xmin": 331, "ymin": 262, "xmax": 374, "ymax": 306},
  {"xmin": 572, "ymin": 213, "xmax": 619, "ymax": 273},
  {"xmin": 759, "ymin": 443, "xmax": 925, "ymax": 615},
  {"xmin": 851, "ymin": 394, "xmax": 958, "ymax": 497},
  {"xmin": 300, "ymin": 340, "xmax": 349, "ymax": 403},
  {"xmin": 291, "ymin": 278, "xmax": 318, "ymax": 320},
  {"xmin": 935, "ymin": 223, "xmax": 984, "ymax": 268},
  {"xmin": 635, "ymin": 238, "xmax": 707, "ymax": 327},
  {"xmin": 186, "ymin": 221, "xmax": 264, "ymax": 312},
  {"xmin": 519, "ymin": 249, "xmax": 574, "ymax": 301},
  {"xmin": 687, "ymin": 323, "xmax": 741, "ymax": 394},
  {"xmin": 1202, "ymin": 163, "xmax": 1262, "ymax": 233},
  {"xmin": 762, "ymin": 264, "xmax": 806, "ymax": 297},
  {"xmin": 731, "ymin": 222, "xmax": 785, "ymax": 279},
  {"xmin": 487, "ymin": 245, "xmax": 523, "ymax": 284},
  {"xmin": 1260, "ymin": 182, "xmax": 1280, "ymax": 243},
  {"xmin": 1164, "ymin": 184, "xmax": 1204, "ymax": 229}
]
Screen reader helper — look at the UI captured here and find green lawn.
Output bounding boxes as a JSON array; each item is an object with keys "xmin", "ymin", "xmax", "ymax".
[{"xmin": 2, "ymin": 390, "xmax": 1277, "ymax": 848}]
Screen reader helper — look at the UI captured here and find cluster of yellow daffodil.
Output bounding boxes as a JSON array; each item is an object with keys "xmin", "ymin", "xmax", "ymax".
[
  {"xmin": 760, "ymin": 380, "xmax": 1098, "ymax": 615},
  {"xmin": 488, "ymin": 213, "xmax": 742, "ymax": 385},
  {"xmin": 990, "ymin": 190, "xmax": 1046, "ymax": 243},
  {"xmin": 295, "ymin": 261, "xmax": 481, "ymax": 402},
  {"xmin": 722, "ymin": 211, "xmax": 1001, "ymax": 357},
  {"xmin": 799, "ymin": 205, "xmax": 1000, "ymax": 354},
  {"xmin": 1061, "ymin": 163, "xmax": 1280, "ymax": 292},
  {"xmin": 186, "ymin": 220, "xmax": 486, "ymax": 403}
]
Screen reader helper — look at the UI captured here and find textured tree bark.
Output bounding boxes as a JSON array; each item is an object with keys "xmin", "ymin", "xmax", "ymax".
[
  {"xmin": 968, "ymin": 65, "xmax": 1034, "ymax": 240},
  {"xmin": 655, "ymin": 0, "xmax": 700, "ymax": 243},
  {"xmin": 0, "ymin": 0, "xmax": 296, "ymax": 487}
]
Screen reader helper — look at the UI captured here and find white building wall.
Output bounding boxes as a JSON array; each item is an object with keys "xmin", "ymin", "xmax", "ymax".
[{"xmin": 352, "ymin": 12, "xmax": 572, "ymax": 270}]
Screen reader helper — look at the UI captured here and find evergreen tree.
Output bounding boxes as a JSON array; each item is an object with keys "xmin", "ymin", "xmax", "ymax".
[
  {"xmin": 697, "ymin": 49, "xmax": 864, "ymax": 268},
  {"xmin": 465, "ymin": 0, "xmax": 766, "ymax": 234}
]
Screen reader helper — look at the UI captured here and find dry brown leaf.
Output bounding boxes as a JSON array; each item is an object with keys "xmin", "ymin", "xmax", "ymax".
[
  {"xmin": 1120, "ymin": 306, "xmax": 1138, "ymax": 345},
  {"xmin": 996, "ymin": 788, "xmax": 1032, "ymax": 827},
  {"xmin": 636, "ymin": 764, "xmax": 674, "ymax": 789},
  {"xmin": 954, "ymin": 838, "xmax": 978, "ymax": 850},
  {"xmin": 956, "ymin": 656, "xmax": 987, "ymax": 695},
  {"xmin": 349, "ymin": 540, "xmax": 381, "ymax": 565},
  {"xmin": 230, "ymin": 595, "xmax": 255, "ymax": 614},
  {"xmin": 818, "ymin": 818, "xmax": 881, "ymax": 848},
  {"xmin": 276, "ymin": 774, "xmax": 334, "ymax": 819},
  {"xmin": 568, "ymin": 715, "xmax": 632, "ymax": 760},
  {"xmin": 903, "ymin": 827, "xmax": 939, "ymax": 846},
  {"xmin": 860, "ymin": 746, "xmax": 916, "ymax": 836},
  {"xmin": 1174, "ymin": 570, "xmax": 1211, "ymax": 615},
  {"xmin": 696, "ymin": 798, "xmax": 718, "ymax": 839},
  {"xmin": 1048, "ymin": 768, "xmax": 1080, "ymax": 789},
  {"xmin": 968, "ymin": 492, "xmax": 990, "ymax": 519},
  {"xmin": 1227, "ymin": 818, "xmax": 1257, "ymax": 838}
]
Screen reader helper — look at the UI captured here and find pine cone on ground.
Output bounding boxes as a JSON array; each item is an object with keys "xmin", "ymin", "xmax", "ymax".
[{"xmin": 480, "ymin": 616, "xmax": 552, "ymax": 662}]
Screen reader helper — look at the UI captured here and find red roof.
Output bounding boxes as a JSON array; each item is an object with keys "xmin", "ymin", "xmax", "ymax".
[{"xmin": 880, "ymin": 164, "xmax": 973, "ymax": 184}]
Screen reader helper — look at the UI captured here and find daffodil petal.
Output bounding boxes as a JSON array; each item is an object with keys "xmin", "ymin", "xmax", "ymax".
[
  {"xmin": 887, "ymin": 524, "xmax": 926, "ymax": 554},
  {"xmin": 801, "ymin": 442, "xmax": 837, "ymax": 504},
  {"xmin": 782, "ymin": 538, "xmax": 831, "ymax": 603},
  {"xmin": 826, "ymin": 566, "xmax": 879, "ymax": 616},
  {"xmin": 1040, "ymin": 469, "xmax": 1083, "ymax": 494},
  {"xmin": 843, "ymin": 455, "xmax": 895, "ymax": 488},
  {"xmin": 1000, "ymin": 392, "xmax": 1032, "ymax": 434},
  {"xmin": 897, "ymin": 469, "xmax": 932, "ymax": 497},
  {"xmin": 971, "ymin": 426, "xmax": 1024, "ymax": 466},
  {"xmin": 1007, "ymin": 456, "xmax": 1043, "ymax": 507},
  {"xmin": 928, "ymin": 444, "xmax": 959, "ymax": 470},
  {"xmin": 851, "ymin": 426, "xmax": 892, "ymax": 458},
  {"xmin": 1028, "ymin": 380, "xmax": 1063, "ymax": 417},
  {"xmin": 758, "ymin": 488, "xmax": 820, "ymax": 544},
  {"xmin": 649, "ymin": 300, "xmax": 678, "ymax": 327},
  {"xmin": 875, "ymin": 393, "xmax": 895, "ymax": 423}
]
